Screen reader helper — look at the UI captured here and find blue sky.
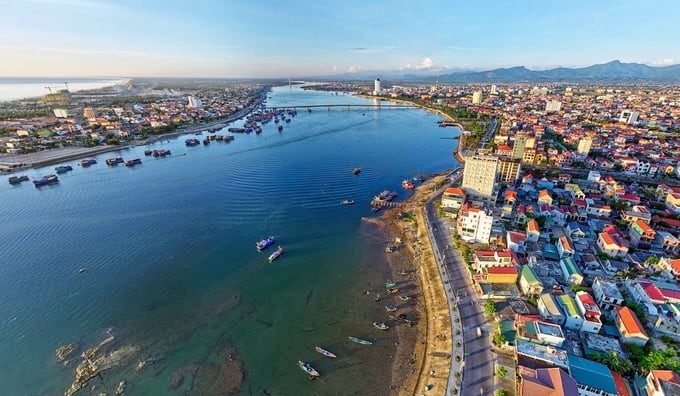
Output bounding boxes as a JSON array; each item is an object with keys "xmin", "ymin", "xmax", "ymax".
[{"xmin": 0, "ymin": 0, "xmax": 677, "ymax": 77}]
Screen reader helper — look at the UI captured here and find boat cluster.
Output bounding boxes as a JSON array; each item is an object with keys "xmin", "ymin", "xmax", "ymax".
[
  {"xmin": 202, "ymin": 134, "xmax": 235, "ymax": 145},
  {"xmin": 144, "ymin": 149, "xmax": 171, "ymax": 157},
  {"xmin": 256, "ymin": 236, "xmax": 284, "ymax": 262}
]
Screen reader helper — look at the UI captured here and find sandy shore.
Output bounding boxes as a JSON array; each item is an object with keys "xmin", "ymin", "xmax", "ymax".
[{"xmin": 366, "ymin": 172, "xmax": 454, "ymax": 395}]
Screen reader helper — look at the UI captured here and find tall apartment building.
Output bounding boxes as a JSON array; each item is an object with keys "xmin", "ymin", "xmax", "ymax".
[
  {"xmin": 577, "ymin": 137, "xmax": 592, "ymax": 156},
  {"xmin": 512, "ymin": 136, "xmax": 534, "ymax": 160},
  {"xmin": 187, "ymin": 96, "xmax": 202, "ymax": 109},
  {"xmin": 457, "ymin": 204, "xmax": 494, "ymax": 243},
  {"xmin": 462, "ymin": 154, "xmax": 498, "ymax": 202},
  {"xmin": 545, "ymin": 100, "xmax": 562, "ymax": 113},
  {"xmin": 619, "ymin": 110, "xmax": 639, "ymax": 125},
  {"xmin": 472, "ymin": 91, "xmax": 482, "ymax": 104},
  {"xmin": 497, "ymin": 157, "xmax": 522, "ymax": 183}
]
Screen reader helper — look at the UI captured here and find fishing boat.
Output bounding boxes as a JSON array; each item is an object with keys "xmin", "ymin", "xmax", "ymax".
[
  {"xmin": 352, "ymin": 167, "xmax": 361, "ymax": 175},
  {"xmin": 152, "ymin": 149, "xmax": 171, "ymax": 157},
  {"xmin": 348, "ymin": 336, "xmax": 372, "ymax": 345},
  {"xmin": 298, "ymin": 360, "xmax": 320, "ymax": 377},
  {"xmin": 8, "ymin": 175, "xmax": 29, "ymax": 185},
  {"xmin": 185, "ymin": 138, "xmax": 200, "ymax": 146},
  {"xmin": 256, "ymin": 236, "xmax": 275, "ymax": 251},
  {"xmin": 55, "ymin": 165, "xmax": 73, "ymax": 174},
  {"xmin": 80, "ymin": 158, "xmax": 97, "ymax": 167},
  {"xmin": 105, "ymin": 157, "xmax": 124, "ymax": 166},
  {"xmin": 385, "ymin": 280, "xmax": 396, "ymax": 289},
  {"xmin": 268, "ymin": 246, "xmax": 283, "ymax": 262},
  {"xmin": 315, "ymin": 346, "xmax": 337, "ymax": 358},
  {"xmin": 144, "ymin": 149, "xmax": 153, "ymax": 156},
  {"xmin": 387, "ymin": 287, "xmax": 399, "ymax": 294},
  {"xmin": 125, "ymin": 158, "xmax": 142, "ymax": 167},
  {"xmin": 399, "ymin": 295, "xmax": 411, "ymax": 301},
  {"xmin": 385, "ymin": 305, "xmax": 397, "ymax": 312},
  {"xmin": 33, "ymin": 174, "xmax": 59, "ymax": 187},
  {"xmin": 372, "ymin": 322, "xmax": 389, "ymax": 330},
  {"xmin": 340, "ymin": 199, "xmax": 355, "ymax": 205},
  {"xmin": 402, "ymin": 179, "xmax": 416, "ymax": 190},
  {"xmin": 278, "ymin": 125, "xmax": 283, "ymax": 132}
]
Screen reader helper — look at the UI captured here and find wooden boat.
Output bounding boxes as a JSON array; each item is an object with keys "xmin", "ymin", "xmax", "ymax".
[
  {"xmin": 298, "ymin": 360, "xmax": 320, "ymax": 377},
  {"xmin": 348, "ymin": 336, "xmax": 372, "ymax": 345},
  {"xmin": 399, "ymin": 295, "xmax": 411, "ymax": 301},
  {"xmin": 315, "ymin": 346, "xmax": 337, "ymax": 358},
  {"xmin": 385, "ymin": 305, "xmax": 397, "ymax": 312},
  {"xmin": 8, "ymin": 175, "xmax": 29, "ymax": 185},
  {"xmin": 385, "ymin": 280, "xmax": 396, "ymax": 289},
  {"xmin": 352, "ymin": 167, "xmax": 361, "ymax": 175},
  {"xmin": 268, "ymin": 246, "xmax": 283, "ymax": 262},
  {"xmin": 372, "ymin": 322, "xmax": 389, "ymax": 330}
]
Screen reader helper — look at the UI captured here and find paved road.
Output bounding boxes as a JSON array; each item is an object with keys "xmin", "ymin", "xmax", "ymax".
[{"xmin": 424, "ymin": 176, "xmax": 495, "ymax": 396}]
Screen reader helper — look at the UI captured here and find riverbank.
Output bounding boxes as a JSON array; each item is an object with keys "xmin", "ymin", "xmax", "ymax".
[
  {"xmin": 0, "ymin": 92, "xmax": 266, "ymax": 174},
  {"xmin": 366, "ymin": 172, "xmax": 454, "ymax": 395}
]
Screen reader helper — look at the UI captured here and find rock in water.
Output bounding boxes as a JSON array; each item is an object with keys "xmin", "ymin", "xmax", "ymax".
[{"xmin": 56, "ymin": 343, "xmax": 77, "ymax": 362}]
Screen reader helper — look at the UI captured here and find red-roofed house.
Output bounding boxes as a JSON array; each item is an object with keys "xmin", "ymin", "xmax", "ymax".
[
  {"xmin": 538, "ymin": 189, "xmax": 553, "ymax": 205},
  {"xmin": 615, "ymin": 306, "xmax": 649, "ymax": 346},
  {"xmin": 597, "ymin": 226, "xmax": 629, "ymax": 259},
  {"xmin": 645, "ymin": 370, "xmax": 680, "ymax": 396},
  {"xmin": 526, "ymin": 219, "xmax": 540, "ymax": 242},
  {"xmin": 507, "ymin": 231, "xmax": 527, "ymax": 253},
  {"xmin": 483, "ymin": 266, "xmax": 519, "ymax": 284},
  {"xmin": 625, "ymin": 279, "xmax": 666, "ymax": 305},
  {"xmin": 556, "ymin": 236, "xmax": 575, "ymax": 258},
  {"xmin": 629, "ymin": 219, "xmax": 656, "ymax": 248},
  {"xmin": 575, "ymin": 291, "xmax": 602, "ymax": 334},
  {"xmin": 658, "ymin": 257, "xmax": 680, "ymax": 279},
  {"xmin": 474, "ymin": 249, "xmax": 514, "ymax": 273},
  {"xmin": 442, "ymin": 187, "xmax": 466, "ymax": 217}
]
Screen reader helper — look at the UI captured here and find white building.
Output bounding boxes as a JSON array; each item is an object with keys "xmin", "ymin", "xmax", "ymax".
[
  {"xmin": 619, "ymin": 109, "xmax": 639, "ymax": 124},
  {"xmin": 462, "ymin": 154, "xmax": 498, "ymax": 202},
  {"xmin": 544, "ymin": 100, "xmax": 562, "ymax": 113},
  {"xmin": 187, "ymin": 96, "xmax": 202, "ymax": 109},
  {"xmin": 490, "ymin": 84, "xmax": 498, "ymax": 95},
  {"xmin": 373, "ymin": 78, "xmax": 382, "ymax": 95},
  {"xmin": 457, "ymin": 204, "xmax": 494, "ymax": 243},
  {"xmin": 472, "ymin": 91, "xmax": 482, "ymax": 104},
  {"xmin": 577, "ymin": 137, "xmax": 592, "ymax": 156}
]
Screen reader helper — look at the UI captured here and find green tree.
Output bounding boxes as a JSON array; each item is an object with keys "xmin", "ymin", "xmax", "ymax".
[
  {"xmin": 484, "ymin": 300, "xmax": 497, "ymax": 315},
  {"xmin": 492, "ymin": 332, "xmax": 506, "ymax": 346},
  {"xmin": 496, "ymin": 366, "xmax": 507, "ymax": 378}
]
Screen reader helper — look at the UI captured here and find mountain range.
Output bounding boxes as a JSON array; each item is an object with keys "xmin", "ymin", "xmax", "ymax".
[{"xmin": 319, "ymin": 61, "xmax": 680, "ymax": 83}]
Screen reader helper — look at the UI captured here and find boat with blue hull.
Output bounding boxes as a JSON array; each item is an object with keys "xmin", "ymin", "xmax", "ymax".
[
  {"xmin": 8, "ymin": 175, "xmax": 29, "ymax": 185},
  {"xmin": 298, "ymin": 360, "xmax": 320, "ymax": 377},
  {"xmin": 55, "ymin": 165, "xmax": 73, "ymax": 174},
  {"xmin": 256, "ymin": 236, "xmax": 275, "ymax": 251},
  {"xmin": 348, "ymin": 336, "xmax": 372, "ymax": 345}
]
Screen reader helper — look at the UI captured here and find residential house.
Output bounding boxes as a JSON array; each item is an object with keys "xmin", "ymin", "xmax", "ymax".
[
  {"xmin": 614, "ymin": 306, "xmax": 649, "ymax": 347},
  {"xmin": 567, "ymin": 355, "xmax": 619, "ymax": 396},
  {"xmin": 474, "ymin": 249, "xmax": 514, "ymax": 273},
  {"xmin": 629, "ymin": 219, "xmax": 657, "ymax": 248},
  {"xmin": 526, "ymin": 219, "xmax": 541, "ymax": 242},
  {"xmin": 620, "ymin": 205, "xmax": 652, "ymax": 225},
  {"xmin": 592, "ymin": 277, "xmax": 624, "ymax": 315},
  {"xmin": 519, "ymin": 265, "xmax": 543, "ymax": 296},
  {"xmin": 644, "ymin": 370, "xmax": 680, "ymax": 396},
  {"xmin": 658, "ymin": 257, "xmax": 680, "ymax": 279},
  {"xmin": 566, "ymin": 222, "xmax": 587, "ymax": 241},
  {"xmin": 565, "ymin": 183, "xmax": 586, "ymax": 200},
  {"xmin": 483, "ymin": 266, "xmax": 520, "ymax": 284},
  {"xmin": 538, "ymin": 293, "xmax": 566, "ymax": 325},
  {"xmin": 441, "ymin": 187, "xmax": 466, "ymax": 218},
  {"xmin": 556, "ymin": 294, "xmax": 583, "ymax": 330},
  {"xmin": 624, "ymin": 279, "xmax": 666, "ymax": 306},
  {"xmin": 656, "ymin": 231, "xmax": 680, "ymax": 255},
  {"xmin": 557, "ymin": 236, "xmax": 576, "ymax": 258},
  {"xmin": 519, "ymin": 366, "xmax": 579, "ymax": 396},
  {"xmin": 517, "ymin": 316, "xmax": 566, "ymax": 347},
  {"xmin": 560, "ymin": 257, "xmax": 584, "ymax": 285},
  {"xmin": 597, "ymin": 226, "xmax": 629, "ymax": 259},
  {"xmin": 507, "ymin": 231, "xmax": 527, "ymax": 253},
  {"xmin": 538, "ymin": 189, "xmax": 553, "ymax": 205},
  {"xmin": 665, "ymin": 193, "xmax": 680, "ymax": 214},
  {"xmin": 575, "ymin": 291, "xmax": 602, "ymax": 334}
]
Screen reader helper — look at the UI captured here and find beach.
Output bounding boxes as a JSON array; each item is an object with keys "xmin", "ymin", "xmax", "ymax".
[{"xmin": 367, "ymin": 172, "xmax": 454, "ymax": 394}]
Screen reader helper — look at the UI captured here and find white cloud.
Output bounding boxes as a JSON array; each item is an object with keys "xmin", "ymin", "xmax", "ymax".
[
  {"xmin": 651, "ymin": 58, "xmax": 675, "ymax": 66},
  {"xmin": 416, "ymin": 57, "xmax": 434, "ymax": 70},
  {"xmin": 347, "ymin": 64, "xmax": 361, "ymax": 73}
]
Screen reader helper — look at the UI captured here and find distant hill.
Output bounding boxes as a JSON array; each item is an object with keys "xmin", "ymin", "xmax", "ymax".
[{"xmin": 429, "ymin": 60, "xmax": 680, "ymax": 83}]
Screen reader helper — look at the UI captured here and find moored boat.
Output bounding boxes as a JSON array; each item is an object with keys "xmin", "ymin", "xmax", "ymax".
[
  {"xmin": 385, "ymin": 280, "xmax": 396, "ymax": 289},
  {"xmin": 8, "ymin": 175, "xmax": 29, "ymax": 185},
  {"xmin": 372, "ymin": 322, "xmax": 389, "ymax": 330},
  {"xmin": 385, "ymin": 305, "xmax": 397, "ymax": 312},
  {"xmin": 144, "ymin": 149, "xmax": 153, "ymax": 156},
  {"xmin": 402, "ymin": 179, "xmax": 416, "ymax": 190},
  {"xmin": 55, "ymin": 165, "xmax": 73, "ymax": 174},
  {"xmin": 268, "ymin": 246, "xmax": 283, "ymax": 262},
  {"xmin": 315, "ymin": 346, "xmax": 337, "ymax": 358},
  {"xmin": 185, "ymin": 138, "xmax": 200, "ymax": 146},
  {"xmin": 105, "ymin": 157, "xmax": 124, "ymax": 166},
  {"xmin": 256, "ymin": 236, "xmax": 275, "ymax": 251},
  {"xmin": 80, "ymin": 158, "xmax": 97, "ymax": 167},
  {"xmin": 125, "ymin": 158, "xmax": 142, "ymax": 167},
  {"xmin": 348, "ymin": 336, "xmax": 372, "ymax": 345},
  {"xmin": 298, "ymin": 360, "xmax": 320, "ymax": 377},
  {"xmin": 399, "ymin": 295, "xmax": 411, "ymax": 301},
  {"xmin": 340, "ymin": 199, "xmax": 355, "ymax": 205},
  {"xmin": 152, "ymin": 149, "xmax": 171, "ymax": 157},
  {"xmin": 277, "ymin": 125, "xmax": 283, "ymax": 132},
  {"xmin": 33, "ymin": 174, "xmax": 59, "ymax": 187},
  {"xmin": 352, "ymin": 167, "xmax": 361, "ymax": 175},
  {"xmin": 387, "ymin": 287, "xmax": 399, "ymax": 294}
]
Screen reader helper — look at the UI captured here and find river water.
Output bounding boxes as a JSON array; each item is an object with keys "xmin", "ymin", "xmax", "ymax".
[{"xmin": 0, "ymin": 85, "xmax": 459, "ymax": 395}]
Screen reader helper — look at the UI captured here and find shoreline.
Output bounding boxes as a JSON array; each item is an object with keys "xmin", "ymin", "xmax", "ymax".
[
  {"xmin": 366, "ymin": 171, "xmax": 455, "ymax": 395},
  {"xmin": 0, "ymin": 92, "xmax": 266, "ymax": 174}
]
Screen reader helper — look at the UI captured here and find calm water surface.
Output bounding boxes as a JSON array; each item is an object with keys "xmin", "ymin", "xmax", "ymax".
[{"xmin": 0, "ymin": 85, "xmax": 459, "ymax": 395}]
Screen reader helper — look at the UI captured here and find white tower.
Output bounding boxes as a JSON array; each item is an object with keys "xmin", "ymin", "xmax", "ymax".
[{"xmin": 373, "ymin": 78, "xmax": 381, "ymax": 95}]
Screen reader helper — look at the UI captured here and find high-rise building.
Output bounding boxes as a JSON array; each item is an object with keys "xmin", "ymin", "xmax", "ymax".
[
  {"xmin": 462, "ymin": 154, "xmax": 498, "ymax": 202},
  {"xmin": 490, "ymin": 85, "xmax": 498, "ymax": 95},
  {"xmin": 472, "ymin": 91, "xmax": 482, "ymax": 104},
  {"xmin": 187, "ymin": 96, "xmax": 202, "ymax": 109},
  {"xmin": 619, "ymin": 110, "xmax": 639, "ymax": 125},
  {"xmin": 497, "ymin": 157, "xmax": 522, "ymax": 183},
  {"xmin": 512, "ymin": 136, "xmax": 528, "ymax": 160},
  {"xmin": 373, "ymin": 78, "xmax": 382, "ymax": 95},
  {"xmin": 577, "ymin": 137, "xmax": 592, "ymax": 156},
  {"xmin": 457, "ymin": 204, "xmax": 494, "ymax": 243},
  {"xmin": 545, "ymin": 100, "xmax": 562, "ymax": 113}
]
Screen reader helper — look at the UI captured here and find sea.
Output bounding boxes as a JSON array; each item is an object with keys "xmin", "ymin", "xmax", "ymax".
[
  {"xmin": 0, "ymin": 78, "xmax": 126, "ymax": 102},
  {"xmin": 0, "ymin": 85, "xmax": 459, "ymax": 395}
]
